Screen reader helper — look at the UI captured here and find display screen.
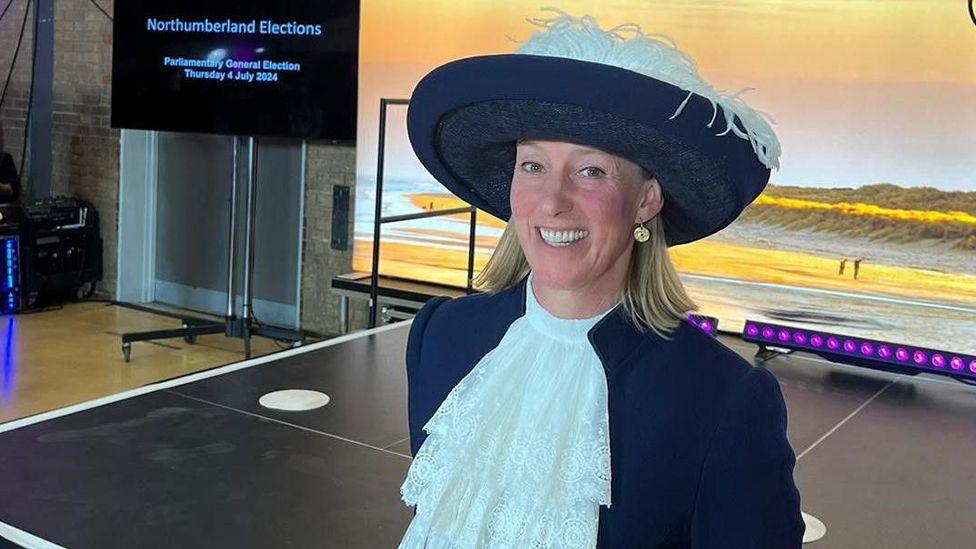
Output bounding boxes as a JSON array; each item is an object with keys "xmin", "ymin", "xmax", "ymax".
[
  {"xmin": 111, "ymin": 0, "xmax": 359, "ymax": 140},
  {"xmin": 353, "ymin": 2, "xmax": 976, "ymax": 357}
]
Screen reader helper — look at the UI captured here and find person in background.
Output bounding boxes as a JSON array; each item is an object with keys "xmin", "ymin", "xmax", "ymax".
[{"xmin": 0, "ymin": 126, "xmax": 23, "ymax": 204}]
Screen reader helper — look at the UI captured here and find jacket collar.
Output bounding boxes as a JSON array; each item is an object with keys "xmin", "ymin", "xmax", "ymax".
[{"xmin": 505, "ymin": 275, "xmax": 660, "ymax": 378}]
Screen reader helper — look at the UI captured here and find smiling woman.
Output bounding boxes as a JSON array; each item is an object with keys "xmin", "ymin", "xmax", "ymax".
[
  {"xmin": 398, "ymin": 9, "xmax": 803, "ymax": 548},
  {"xmin": 507, "ymin": 140, "xmax": 664, "ymax": 319}
]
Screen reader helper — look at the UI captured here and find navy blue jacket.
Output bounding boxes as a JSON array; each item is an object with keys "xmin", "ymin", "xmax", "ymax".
[{"xmin": 406, "ymin": 276, "xmax": 804, "ymax": 547}]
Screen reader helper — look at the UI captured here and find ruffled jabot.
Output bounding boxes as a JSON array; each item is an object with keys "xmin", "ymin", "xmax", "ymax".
[{"xmin": 399, "ymin": 274, "xmax": 617, "ymax": 548}]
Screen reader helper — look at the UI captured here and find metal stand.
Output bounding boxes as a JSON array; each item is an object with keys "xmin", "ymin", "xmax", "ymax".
[
  {"xmin": 120, "ymin": 137, "xmax": 303, "ymax": 362},
  {"xmin": 753, "ymin": 343, "xmax": 795, "ymax": 363},
  {"xmin": 367, "ymin": 98, "xmax": 479, "ymax": 328}
]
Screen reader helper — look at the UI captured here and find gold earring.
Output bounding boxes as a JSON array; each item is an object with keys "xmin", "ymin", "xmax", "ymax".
[{"xmin": 634, "ymin": 222, "xmax": 650, "ymax": 243}]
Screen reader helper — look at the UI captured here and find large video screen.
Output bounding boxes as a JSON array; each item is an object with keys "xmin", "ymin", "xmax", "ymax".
[
  {"xmin": 353, "ymin": 1, "xmax": 976, "ymax": 356},
  {"xmin": 112, "ymin": 0, "xmax": 359, "ymax": 140}
]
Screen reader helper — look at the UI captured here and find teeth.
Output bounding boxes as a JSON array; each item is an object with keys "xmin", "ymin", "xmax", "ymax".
[{"xmin": 539, "ymin": 228, "xmax": 589, "ymax": 246}]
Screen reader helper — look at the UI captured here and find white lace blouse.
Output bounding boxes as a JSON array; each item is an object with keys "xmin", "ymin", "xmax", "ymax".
[{"xmin": 399, "ymin": 274, "xmax": 618, "ymax": 548}]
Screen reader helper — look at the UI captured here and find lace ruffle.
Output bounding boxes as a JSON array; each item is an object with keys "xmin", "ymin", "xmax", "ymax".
[{"xmin": 399, "ymin": 275, "xmax": 615, "ymax": 548}]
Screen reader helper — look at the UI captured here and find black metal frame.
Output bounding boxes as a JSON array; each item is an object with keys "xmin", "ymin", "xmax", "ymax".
[
  {"xmin": 119, "ymin": 137, "xmax": 303, "ymax": 362},
  {"xmin": 368, "ymin": 98, "xmax": 479, "ymax": 328}
]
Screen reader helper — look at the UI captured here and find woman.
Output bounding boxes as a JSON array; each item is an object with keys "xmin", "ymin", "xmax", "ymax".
[{"xmin": 398, "ymin": 11, "xmax": 803, "ymax": 548}]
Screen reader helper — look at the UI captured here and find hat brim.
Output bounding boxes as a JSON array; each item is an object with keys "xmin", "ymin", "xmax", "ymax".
[{"xmin": 406, "ymin": 54, "xmax": 771, "ymax": 246}]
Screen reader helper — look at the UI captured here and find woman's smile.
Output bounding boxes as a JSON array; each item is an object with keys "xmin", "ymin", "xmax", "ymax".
[{"xmin": 538, "ymin": 227, "xmax": 590, "ymax": 247}]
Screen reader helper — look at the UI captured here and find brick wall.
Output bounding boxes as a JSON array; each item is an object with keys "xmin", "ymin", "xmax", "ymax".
[
  {"xmin": 52, "ymin": 0, "xmax": 119, "ymax": 295},
  {"xmin": 3, "ymin": 0, "xmax": 121, "ymax": 295},
  {"xmin": 0, "ymin": 0, "xmax": 34, "ymax": 181},
  {"xmin": 300, "ymin": 143, "xmax": 370, "ymax": 335}
]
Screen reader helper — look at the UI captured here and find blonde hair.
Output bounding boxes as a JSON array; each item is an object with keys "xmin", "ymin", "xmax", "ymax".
[{"xmin": 473, "ymin": 212, "xmax": 699, "ymax": 340}]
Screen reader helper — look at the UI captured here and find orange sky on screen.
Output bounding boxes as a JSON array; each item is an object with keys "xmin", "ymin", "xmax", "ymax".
[
  {"xmin": 361, "ymin": 0, "xmax": 975, "ymax": 85},
  {"xmin": 355, "ymin": 0, "xmax": 976, "ymax": 189}
]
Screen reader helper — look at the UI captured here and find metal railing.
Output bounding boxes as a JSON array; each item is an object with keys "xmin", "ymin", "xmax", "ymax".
[{"xmin": 368, "ymin": 98, "xmax": 479, "ymax": 328}]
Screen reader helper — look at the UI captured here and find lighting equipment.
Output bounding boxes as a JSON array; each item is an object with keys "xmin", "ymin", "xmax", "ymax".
[
  {"xmin": 0, "ymin": 204, "xmax": 30, "ymax": 314},
  {"xmin": 742, "ymin": 319, "xmax": 976, "ymax": 382},
  {"xmin": 688, "ymin": 313, "xmax": 718, "ymax": 337},
  {"xmin": 0, "ymin": 236, "xmax": 21, "ymax": 314}
]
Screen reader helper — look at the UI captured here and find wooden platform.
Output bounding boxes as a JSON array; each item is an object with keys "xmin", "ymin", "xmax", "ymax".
[{"xmin": 0, "ymin": 301, "xmax": 287, "ymax": 423}]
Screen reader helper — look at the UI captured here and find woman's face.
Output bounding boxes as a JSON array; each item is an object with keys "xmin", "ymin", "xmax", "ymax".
[{"xmin": 510, "ymin": 139, "xmax": 663, "ymax": 295}]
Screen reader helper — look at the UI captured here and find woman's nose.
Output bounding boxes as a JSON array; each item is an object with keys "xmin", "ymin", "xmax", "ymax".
[{"xmin": 539, "ymin": 175, "xmax": 574, "ymax": 216}]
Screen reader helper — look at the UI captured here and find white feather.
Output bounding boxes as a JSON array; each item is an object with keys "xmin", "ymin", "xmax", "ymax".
[{"xmin": 514, "ymin": 8, "xmax": 781, "ymax": 170}]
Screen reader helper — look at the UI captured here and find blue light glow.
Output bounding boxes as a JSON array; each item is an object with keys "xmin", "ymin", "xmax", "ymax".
[{"xmin": 1, "ymin": 238, "xmax": 18, "ymax": 314}]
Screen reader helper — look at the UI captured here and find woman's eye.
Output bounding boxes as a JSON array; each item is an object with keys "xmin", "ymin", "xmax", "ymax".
[
  {"xmin": 521, "ymin": 162, "xmax": 543, "ymax": 173},
  {"xmin": 580, "ymin": 166, "xmax": 606, "ymax": 177}
]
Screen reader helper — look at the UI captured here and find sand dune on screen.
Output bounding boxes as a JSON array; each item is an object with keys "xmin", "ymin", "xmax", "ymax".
[{"xmin": 352, "ymin": 193, "xmax": 976, "ymax": 307}]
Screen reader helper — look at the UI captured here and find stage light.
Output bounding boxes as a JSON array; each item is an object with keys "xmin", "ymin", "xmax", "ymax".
[
  {"xmin": 688, "ymin": 314, "xmax": 718, "ymax": 337},
  {"xmin": 742, "ymin": 319, "xmax": 976, "ymax": 382},
  {"xmin": 0, "ymin": 237, "xmax": 20, "ymax": 314}
]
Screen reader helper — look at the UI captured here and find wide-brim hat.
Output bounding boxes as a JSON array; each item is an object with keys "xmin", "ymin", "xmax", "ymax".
[{"xmin": 406, "ymin": 15, "xmax": 779, "ymax": 247}]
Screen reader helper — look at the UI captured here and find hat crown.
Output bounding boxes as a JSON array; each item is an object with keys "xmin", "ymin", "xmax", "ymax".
[{"xmin": 514, "ymin": 9, "xmax": 781, "ymax": 170}]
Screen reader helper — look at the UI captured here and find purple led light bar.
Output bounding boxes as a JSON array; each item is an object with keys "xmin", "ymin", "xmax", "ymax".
[
  {"xmin": 741, "ymin": 320, "xmax": 976, "ymax": 382},
  {"xmin": 687, "ymin": 314, "xmax": 719, "ymax": 337}
]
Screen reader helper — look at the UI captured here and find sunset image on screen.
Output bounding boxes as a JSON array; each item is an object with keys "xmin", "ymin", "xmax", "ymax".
[{"xmin": 353, "ymin": 0, "xmax": 976, "ymax": 353}]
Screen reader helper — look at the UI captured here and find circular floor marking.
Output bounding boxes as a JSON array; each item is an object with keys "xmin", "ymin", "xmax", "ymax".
[
  {"xmin": 802, "ymin": 512, "xmax": 826, "ymax": 543},
  {"xmin": 258, "ymin": 390, "xmax": 330, "ymax": 412}
]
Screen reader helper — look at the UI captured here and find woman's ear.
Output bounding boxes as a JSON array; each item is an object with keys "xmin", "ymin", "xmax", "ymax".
[{"xmin": 635, "ymin": 177, "xmax": 664, "ymax": 223}]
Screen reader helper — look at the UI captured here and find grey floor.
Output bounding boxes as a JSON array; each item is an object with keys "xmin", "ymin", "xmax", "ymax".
[{"xmin": 0, "ymin": 324, "xmax": 973, "ymax": 548}]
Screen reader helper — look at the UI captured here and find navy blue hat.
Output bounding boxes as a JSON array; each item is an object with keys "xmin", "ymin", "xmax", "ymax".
[{"xmin": 406, "ymin": 15, "xmax": 779, "ymax": 246}]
